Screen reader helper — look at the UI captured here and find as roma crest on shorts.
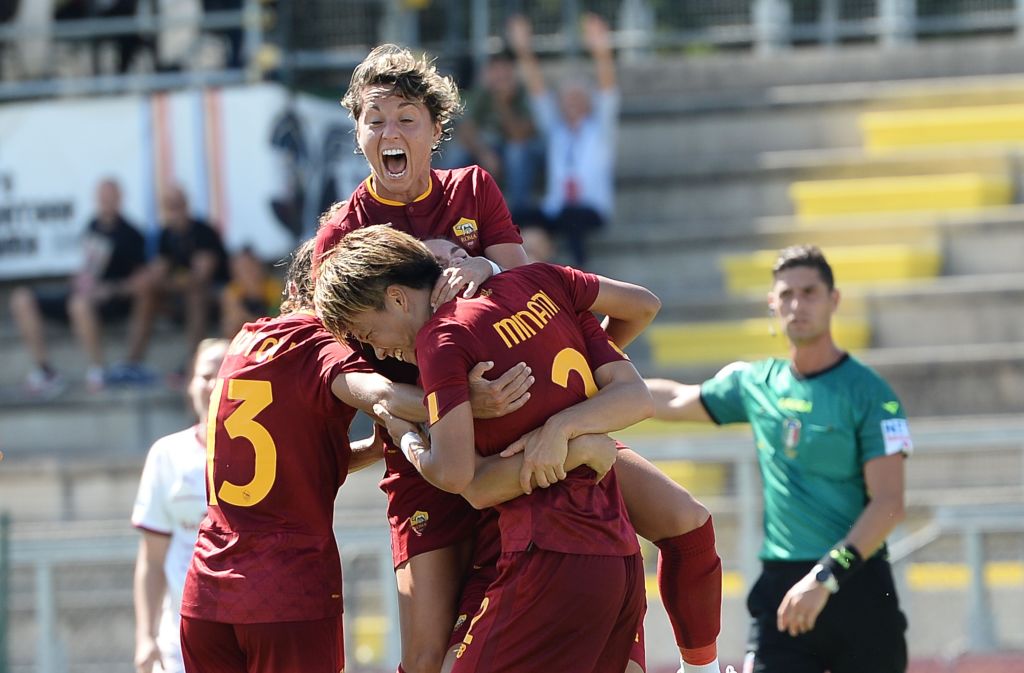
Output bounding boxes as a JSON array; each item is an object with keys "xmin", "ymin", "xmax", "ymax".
[
  {"xmin": 453, "ymin": 613, "xmax": 468, "ymax": 632},
  {"xmin": 782, "ymin": 418, "xmax": 801, "ymax": 458},
  {"xmin": 409, "ymin": 510, "xmax": 429, "ymax": 536},
  {"xmin": 452, "ymin": 217, "xmax": 480, "ymax": 250}
]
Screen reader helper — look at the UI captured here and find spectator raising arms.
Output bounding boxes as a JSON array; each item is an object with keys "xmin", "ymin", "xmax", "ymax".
[
  {"xmin": 456, "ymin": 49, "xmax": 543, "ymax": 215},
  {"xmin": 509, "ymin": 13, "xmax": 619, "ymax": 268}
]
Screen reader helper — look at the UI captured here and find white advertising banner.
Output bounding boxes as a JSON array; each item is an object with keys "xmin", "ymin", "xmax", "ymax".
[{"xmin": 0, "ymin": 83, "xmax": 364, "ymax": 280}]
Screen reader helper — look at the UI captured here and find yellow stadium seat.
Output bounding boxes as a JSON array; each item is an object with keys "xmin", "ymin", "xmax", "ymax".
[
  {"xmin": 861, "ymin": 104, "xmax": 1024, "ymax": 154},
  {"xmin": 651, "ymin": 459, "xmax": 727, "ymax": 496},
  {"xmin": 720, "ymin": 244, "xmax": 941, "ymax": 294},
  {"xmin": 790, "ymin": 173, "xmax": 1012, "ymax": 218},
  {"xmin": 353, "ymin": 615, "xmax": 388, "ymax": 664},
  {"xmin": 646, "ymin": 317, "xmax": 871, "ymax": 366}
]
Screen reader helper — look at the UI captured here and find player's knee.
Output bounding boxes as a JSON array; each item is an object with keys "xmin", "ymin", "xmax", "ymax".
[
  {"xmin": 9, "ymin": 286, "xmax": 34, "ymax": 315},
  {"xmin": 658, "ymin": 495, "xmax": 710, "ymax": 538},
  {"xmin": 401, "ymin": 646, "xmax": 447, "ymax": 673}
]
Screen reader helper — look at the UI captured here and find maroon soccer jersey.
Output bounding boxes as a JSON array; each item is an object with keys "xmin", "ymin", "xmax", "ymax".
[
  {"xmin": 314, "ymin": 166, "xmax": 522, "ymax": 272},
  {"xmin": 181, "ymin": 313, "xmax": 369, "ymax": 624},
  {"xmin": 416, "ymin": 263, "xmax": 640, "ymax": 558}
]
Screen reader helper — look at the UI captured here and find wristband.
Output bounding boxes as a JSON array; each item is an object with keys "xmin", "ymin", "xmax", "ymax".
[
  {"xmin": 484, "ymin": 257, "xmax": 502, "ymax": 277},
  {"xmin": 817, "ymin": 543, "xmax": 864, "ymax": 589},
  {"xmin": 399, "ymin": 431, "xmax": 426, "ymax": 464}
]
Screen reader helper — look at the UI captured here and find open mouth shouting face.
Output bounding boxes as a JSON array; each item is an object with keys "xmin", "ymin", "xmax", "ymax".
[{"xmin": 356, "ymin": 86, "xmax": 442, "ymax": 203}]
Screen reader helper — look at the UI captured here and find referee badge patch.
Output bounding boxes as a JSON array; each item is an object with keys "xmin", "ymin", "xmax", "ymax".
[
  {"xmin": 881, "ymin": 418, "xmax": 913, "ymax": 455},
  {"xmin": 782, "ymin": 418, "xmax": 801, "ymax": 458}
]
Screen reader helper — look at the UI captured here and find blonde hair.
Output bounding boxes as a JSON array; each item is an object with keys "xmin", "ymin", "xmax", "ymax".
[
  {"xmin": 192, "ymin": 337, "xmax": 229, "ymax": 376},
  {"xmin": 279, "ymin": 237, "xmax": 317, "ymax": 314},
  {"xmin": 341, "ymin": 44, "xmax": 463, "ymax": 147},
  {"xmin": 313, "ymin": 225, "xmax": 441, "ymax": 338}
]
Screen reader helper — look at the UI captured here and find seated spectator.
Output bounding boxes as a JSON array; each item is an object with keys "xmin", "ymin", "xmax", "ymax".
[
  {"xmin": 457, "ymin": 48, "xmax": 543, "ymax": 215},
  {"xmin": 9, "ymin": 178, "xmax": 152, "ymax": 395},
  {"xmin": 509, "ymin": 13, "xmax": 619, "ymax": 268},
  {"xmin": 219, "ymin": 246, "xmax": 283, "ymax": 337},
  {"xmin": 133, "ymin": 185, "xmax": 229, "ymax": 378}
]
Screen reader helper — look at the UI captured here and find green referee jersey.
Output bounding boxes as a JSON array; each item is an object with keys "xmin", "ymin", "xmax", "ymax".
[{"xmin": 700, "ymin": 354, "xmax": 913, "ymax": 561}]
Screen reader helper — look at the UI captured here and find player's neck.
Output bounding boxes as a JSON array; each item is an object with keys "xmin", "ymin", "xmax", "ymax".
[
  {"xmin": 789, "ymin": 337, "xmax": 844, "ymax": 377},
  {"xmin": 368, "ymin": 174, "xmax": 432, "ymax": 205}
]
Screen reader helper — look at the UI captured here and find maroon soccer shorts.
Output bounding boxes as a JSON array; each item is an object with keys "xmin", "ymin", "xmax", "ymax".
[
  {"xmin": 382, "ymin": 471, "xmax": 480, "ymax": 568},
  {"xmin": 180, "ymin": 614, "xmax": 344, "ymax": 673},
  {"xmin": 449, "ymin": 550, "xmax": 646, "ymax": 673}
]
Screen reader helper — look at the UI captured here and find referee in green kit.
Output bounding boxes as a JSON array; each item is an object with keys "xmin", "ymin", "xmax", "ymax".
[{"xmin": 646, "ymin": 245, "xmax": 911, "ymax": 673}]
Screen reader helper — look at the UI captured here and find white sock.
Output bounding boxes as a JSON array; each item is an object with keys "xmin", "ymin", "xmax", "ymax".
[{"xmin": 679, "ymin": 658, "xmax": 721, "ymax": 673}]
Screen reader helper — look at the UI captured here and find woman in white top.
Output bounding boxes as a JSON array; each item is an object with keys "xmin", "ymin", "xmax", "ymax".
[{"xmin": 131, "ymin": 338, "xmax": 228, "ymax": 673}]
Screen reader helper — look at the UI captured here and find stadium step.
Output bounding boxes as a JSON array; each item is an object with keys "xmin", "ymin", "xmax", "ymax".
[
  {"xmin": 719, "ymin": 244, "xmax": 942, "ymax": 294},
  {"xmin": 0, "ymin": 387, "xmax": 189, "ymax": 455},
  {"xmin": 861, "ymin": 103, "xmax": 1024, "ymax": 153},
  {"xmin": 789, "ymin": 172, "xmax": 1014, "ymax": 218},
  {"xmin": 591, "ymin": 205, "xmax": 1024, "ymax": 306},
  {"xmin": 645, "ymin": 317, "xmax": 870, "ymax": 367}
]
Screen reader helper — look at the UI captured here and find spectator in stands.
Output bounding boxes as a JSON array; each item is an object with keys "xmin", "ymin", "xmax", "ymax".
[
  {"xmin": 132, "ymin": 337, "xmax": 228, "ymax": 673},
  {"xmin": 53, "ymin": 0, "xmax": 148, "ymax": 74},
  {"xmin": 130, "ymin": 185, "xmax": 229, "ymax": 381},
  {"xmin": 646, "ymin": 245, "xmax": 911, "ymax": 673},
  {"xmin": 520, "ymin": 223, "xmax": 555, "ymax": 263},
  {"xmin": 201, "ymin": 0, "xmax": 243, "ymax": 69},
  {"xmin": 508, "ymin": 12, "xmax": 619, "ymax": 268},
  {"xmin": 9, "ymin": 178, "xmax": 151, "ymax": 395},
  {"xmin": 456, "ymin": 48, "xmax": 543, "ymax": 215},
  {"xmin": 219, "ymin": 246, "xmax": 283, "ymax": 337}
]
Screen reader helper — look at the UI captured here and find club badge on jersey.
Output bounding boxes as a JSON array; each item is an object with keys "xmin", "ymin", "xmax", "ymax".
[
  {"xmin": 782, "ymin": 418, "xmax": 802, "ymax": 458},
  {"xmin": 452, "ymin": 217, "xmax": 480, "ymax": 249},
  {"xmin": 410, "ymin": 510, "xmax": 429, "ymax": 536}
]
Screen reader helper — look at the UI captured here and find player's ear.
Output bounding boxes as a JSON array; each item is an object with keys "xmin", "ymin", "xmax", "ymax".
[{"xmin": 385, "ymin": 285, "xmax": 404, "ymax": 308}]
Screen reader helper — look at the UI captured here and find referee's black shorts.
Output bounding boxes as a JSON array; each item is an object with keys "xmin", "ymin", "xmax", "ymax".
[{"xmin": 745, "ymin": 556, "xmax": 907, "ymax": 673}]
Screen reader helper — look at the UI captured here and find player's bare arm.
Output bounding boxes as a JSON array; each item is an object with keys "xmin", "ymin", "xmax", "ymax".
[
  {"xmin": 463, "ymin": 433, "xmax": 618, "ymax": 507},
  {"xmin": 417, "ymin": 401, "xmax": 478, "ymax": 493},
  {"xmin": 335, "ymin": 362, "xmax": 533, "ymax": 426},
  {"xmin": 776, "ymin": 453, "xmax": 906, "ymax": 636},
  {"xmin": 332, "ymin": 371, "xmax": 428, "ymax": 423},
  {"xmin": 371, "ymin": 402, "xmax": 616, "ymax": 508},
  {"xmin": 590, "ymin": 275, "xmax": 661, "ymax": 348},
  {"xmin": 645, "ymin": 378, "xmax": 713, "ymax": 423},
  {"xmin": 347, "ymin": 429, "xmax": 387, "ymax": 473},
  {"xmin": 503, "ymin": 359, "xmax": 654, "ymax": 492},
  {"xmin": 133, "ymin": 531, "xmax": 171, "ymax": 673}
]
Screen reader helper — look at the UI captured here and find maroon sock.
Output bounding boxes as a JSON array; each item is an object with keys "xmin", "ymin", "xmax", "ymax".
[
  {"xmin": 396, "ymin": 666, "xmax": 406, "ymax": 673},
  {"xmin": 654, "ymin": 516, "xmax": 723, "ymax": 664}
]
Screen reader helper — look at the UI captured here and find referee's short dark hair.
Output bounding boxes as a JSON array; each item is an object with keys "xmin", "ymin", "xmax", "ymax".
[{"xmin": 773, "ymin": 245, "xmax": 835, "ymax": 290}]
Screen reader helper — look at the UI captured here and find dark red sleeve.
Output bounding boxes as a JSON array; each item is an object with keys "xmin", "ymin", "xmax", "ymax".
[
  {"xmin": 313, "ymin": 202, "xmax": 361, "ymax": 276},
  {"xmin": 533, "ymin": 263, "xmax": 601, "ymax": 312},
  {"xmin": 414, "ymin": 319, "xmax": 477, "ymax": 426},
  {"xmin": 577, "ymin": 310, "xmax": 629, "ymax": 371},
  {"xmin": 475, "ymin": 167, "xmax": 523, "ymax": 249},
  {"xmin": 309, "ymin": 335, "xmax": 370, "ymax": 416}
]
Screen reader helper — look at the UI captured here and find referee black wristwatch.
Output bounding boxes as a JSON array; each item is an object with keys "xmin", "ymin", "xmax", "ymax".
[{"xmin": 812, "ymin": 564, "xmax": 840, "ymax": 594}]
